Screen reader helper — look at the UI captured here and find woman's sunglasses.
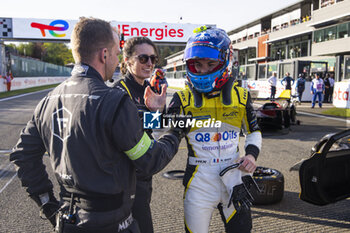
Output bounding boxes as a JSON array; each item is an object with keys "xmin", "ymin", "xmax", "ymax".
[{"xmin": 134, "ymin": 54, "xmax": 159, "ymax": 64}]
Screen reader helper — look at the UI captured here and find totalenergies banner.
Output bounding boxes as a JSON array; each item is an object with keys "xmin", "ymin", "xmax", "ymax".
[
  {"xmin": 12, "ymin": 18, "xmax": 203, "ymax": 42},
  {"xmin": 333, "ymin": 81, "xmax": 350, "ymax": 109}
]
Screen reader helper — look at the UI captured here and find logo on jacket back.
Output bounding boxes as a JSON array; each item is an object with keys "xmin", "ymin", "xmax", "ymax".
[
  {"xmin": 143, "ymin": 110, "xmax": 161, "ymax": 129},
  {"xmin": 52, "ymin": 107, "xmax": 72, "ymax": 141}
]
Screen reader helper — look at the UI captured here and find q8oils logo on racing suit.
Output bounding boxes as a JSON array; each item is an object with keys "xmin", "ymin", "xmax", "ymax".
[
  {"xmin": 195, "ymin": 131, "xmax": 238, "ymax": 142},
  {"xmin": 185, "ymin": 121, "xmax": 242, "ymax": 159}
]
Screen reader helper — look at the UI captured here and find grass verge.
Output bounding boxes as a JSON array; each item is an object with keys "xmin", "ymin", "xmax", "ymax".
[
  {"xmin": 0, "ymin": 84, "xmax": 58, "ymax": 99},
  {"xmin": 322, "ymin": 107, "xmax": 350, "ymax": 118}
]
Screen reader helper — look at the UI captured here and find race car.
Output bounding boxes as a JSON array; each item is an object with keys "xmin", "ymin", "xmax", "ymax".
[{"xmin": 255, "ymin": 90, "xmax": 298, "ymax": 130}]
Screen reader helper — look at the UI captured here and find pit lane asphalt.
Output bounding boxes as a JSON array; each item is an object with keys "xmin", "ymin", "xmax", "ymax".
[{"xmin": 0, "ymin": 89, "xmax": 349, "ymax": 232}]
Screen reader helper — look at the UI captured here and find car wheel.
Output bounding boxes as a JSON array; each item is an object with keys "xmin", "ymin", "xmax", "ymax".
[
  {"xmin": 250, "ymin": 166, "xmax": 284, "ymax": 205},
  {"xmin": 276, "ymin": 111, "xmax": 283, "ymax": 129},
  {"xmin": 290, "ymin": 105, "xmax": 297, "ymax": 123},
  {"xmin": 283, "ymin": 110, "xmax": 290, "ymax": 128}
]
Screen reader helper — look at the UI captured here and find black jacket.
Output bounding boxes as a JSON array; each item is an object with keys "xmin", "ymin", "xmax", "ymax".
[
  {"xmin": 10, "ymin": 64, "xmax": 179, "ymax": 204},
  {"xmin": 113, "ymin": 72, "xmax": 150, "ymax": 119},
  {"xmin": 113, "ymin": 71, "xmax": 152, "ymax": 138}
]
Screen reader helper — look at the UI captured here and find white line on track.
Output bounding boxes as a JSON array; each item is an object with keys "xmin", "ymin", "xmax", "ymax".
[
  {"xmin": 0, "ymin": 150, "xmax": 12, "ymax": 154},
  {"xmin": 0, "ymin": 108, "xmax": 34, "ymax": 111},
  {"xmin": 0, "ymin": 163, "xmax": 13, "ymax": 178},
  {"xmin": 297, "ymin": 111, "xmax": 350, "ymax": 124},
  {"xmin": 0, "ymin": 88, "xmax": 53, "ymax": 102},
  {"xmin": 253, "ymin": 103, "xmax": 349, "ymax": 124},
  {"xmin": 0, "ymin": 173, "xmax": 17, "ymax": 194}
]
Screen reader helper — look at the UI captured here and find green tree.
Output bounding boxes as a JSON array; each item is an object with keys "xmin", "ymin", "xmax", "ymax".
[
  {"xmin": 6, "ymin": 42, "xmax": 74, "ymax": 66},
  {"xmin": 156, "ymin": 45, "xmax": 185, "ymax": 68},
  {"xmin": 42, "ymin": 43, "xmax": 74, "ymax": 66},
  {"xmin": 17, "ymin": 43, "xmax": 34, "ymax": 57}
]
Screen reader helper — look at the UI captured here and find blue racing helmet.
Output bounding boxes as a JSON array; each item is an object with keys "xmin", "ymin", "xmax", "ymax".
[{"xmin": 184, "ymin": 26, "xmax": 232, "ymax": 93}]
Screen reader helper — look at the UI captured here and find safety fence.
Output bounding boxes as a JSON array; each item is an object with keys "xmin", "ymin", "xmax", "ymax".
[{"xmin": 10, "ymin": 55, "xmax": 72, "ymax": 77}]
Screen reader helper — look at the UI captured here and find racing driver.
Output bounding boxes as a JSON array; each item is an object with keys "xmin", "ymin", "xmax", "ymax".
[{"xmin": 167, "ymin": 26, "xmax": 262, "ymax": 232}]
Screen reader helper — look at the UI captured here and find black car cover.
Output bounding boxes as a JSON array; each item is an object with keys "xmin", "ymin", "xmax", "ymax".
[{"xmin": 299, "ymin": 129, "xmax": 350, "ymax": 205}]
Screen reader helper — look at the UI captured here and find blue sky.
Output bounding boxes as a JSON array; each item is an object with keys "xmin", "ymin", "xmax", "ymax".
[{"xmin": 3, "ymin": 0, "xmax": 300, "ymax": 31}]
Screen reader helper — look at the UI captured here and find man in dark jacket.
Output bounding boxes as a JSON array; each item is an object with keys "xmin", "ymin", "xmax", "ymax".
[
  {"xmin": 295, "ymin": 74, "xmax": 306, "ymax": 104},
  {"xmin": 281, "ymin": 72, "xmax": 295, "ymax": 90},
  {"xmin": 9, "ymin": 17, "xmax": 182, "ymax": 233}
]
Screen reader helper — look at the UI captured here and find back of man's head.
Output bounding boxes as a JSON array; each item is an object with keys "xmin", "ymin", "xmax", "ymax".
[{"xmin": 71, "ymin": 17, "xmax": 114, "ymax": 64}]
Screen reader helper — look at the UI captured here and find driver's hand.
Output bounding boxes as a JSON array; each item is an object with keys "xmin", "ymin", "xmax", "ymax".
[{"xmin": 238, "ymin": 154, "xmax": 256, "ymax": 173}]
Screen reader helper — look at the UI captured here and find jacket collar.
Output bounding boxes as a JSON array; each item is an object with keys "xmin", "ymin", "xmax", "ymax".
[
  {"xmin": 124, "ymin": 71, "xmax": 149, "ymax": 91},
  {"xmin": 71, "ymin": 63, "xmax": 104, "ymax": 82}
]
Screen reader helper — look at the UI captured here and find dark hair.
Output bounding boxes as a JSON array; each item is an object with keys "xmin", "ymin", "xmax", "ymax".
[
  {"xmin": 71, "ymin": 17, "xmax": 115, "ymax": 64},
  {"xmin": 120, "ymin": 37, "xmax": 158, "ymax": 75}
]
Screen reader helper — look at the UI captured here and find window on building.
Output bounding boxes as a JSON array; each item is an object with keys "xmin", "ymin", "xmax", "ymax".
[
  {"xmin": 270, "ymin": 41, "xmax": 287, "ymax": 61},
  {"xmin": 314, "ymin": 30, "xmax": 324, "ymax": 43},
  {"xmin": 238, "ymin": 50, "xmax": 247, "ymax": 65},
  {"xmin": 246, "ymin": 65, "xmax": 256, "ymax": 80},
  {"xmin": 267, "ymin": 64, "xmax": 277, "ymax": 78},
  {"xmin": 337, "ymin": 23, "xmax": 349, "ymax": 38},
  {"xmin": 238, "ymin": 49, "xmax": 256, "ymax": 65},
  {"xmin": 324, "ymin": 26, "xmax": 337, "ymax": 41},
  {"xmin": 258, "ymin": 64, "xmax": 267, "ymax": 79},
  {"xmin": 345, "ymin": 56, "xmax": 350, "ymax": 80},
  {"xmin": 279, "ymin": 63, "xmax": 293, "ymax": 78},
  {"xmin": 247, "ymin": 48, "xmax": 256, "ymax": 63},
  {"xmin": 301, "ymin": 41, "xmax": 308, "ymax": 57},
  {"xmin": 288, "ymin": 45, "xmax": 301, "ymax": 59},
  {"xmin": 321, "ymin": 0, "xmax": 335, "ymax": 8}
]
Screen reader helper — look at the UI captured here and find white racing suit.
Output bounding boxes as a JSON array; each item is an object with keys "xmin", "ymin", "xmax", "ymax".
[{"xmin": 168, "ymin": 80, "xmax": 262, "ymax": 233}]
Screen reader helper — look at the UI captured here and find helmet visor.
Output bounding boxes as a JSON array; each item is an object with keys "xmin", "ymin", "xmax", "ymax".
[
  {"xmin": 184, "ymin": 44, "xmax": 222, "ymax": 61},
  {"xmin": 186, "ymin": 58, "xmax": 224, "ymax": 75}
]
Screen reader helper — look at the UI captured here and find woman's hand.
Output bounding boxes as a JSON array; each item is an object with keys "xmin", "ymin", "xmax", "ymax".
[{"xmin": 144, "ymin": 84, "xmax": 167, "ymax": 112}]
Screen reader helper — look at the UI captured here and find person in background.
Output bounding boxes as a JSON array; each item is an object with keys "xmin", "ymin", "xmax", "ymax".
[
  {"xmin": 324, "ymin": 73, "xmax": 331, "ymax": 103},
  {"xmin": 281, "ymin": 72, "xmax": 295, "ymax": 90},
  {"xmin": 311, "ymin": 73, "xmax": 325, "ymax": 108},
  {"xmin": 111, "ymin": 36, "xmax": 165, "ymax": 233},
  {"xmin": 267, "ymin": 71, "xmax": 277, "ymax": 101},
  {"xmin": 328, "ymin": 73, "xmax": 335, "ymax": 103},
  {"xmin": 168, "ymin": 26, "xmax": 262, "ymax": 233},
  {"xmin": 3, "ymin": 71, "xmax": 13, "ymax": 91},
  {"xmin": 9, "ymin": 17, "xmax": 183, "ymax": 232},
  {"xmin": 295, "ymin": 73, "xmax": 306, "ymax": 104},
  {"xmin": 324, "ymin": 73, "xmax": 335, "ymax": 103}
]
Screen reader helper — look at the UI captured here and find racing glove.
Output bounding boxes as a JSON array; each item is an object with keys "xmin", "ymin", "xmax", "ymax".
[
  {"xmin": 167, "ymin": 113, "xmax": 192, "ymax": 140},
  {"xmin": 30, "ymin": 190, "xmax": 60, "ymax": 227},
  {"xmin": 150, "ymin": 69, "xmax": 167, "ymax": 94},
  {"xmin": 220, "ymin": 162, "xmax": 260, "ymax": 211}
]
